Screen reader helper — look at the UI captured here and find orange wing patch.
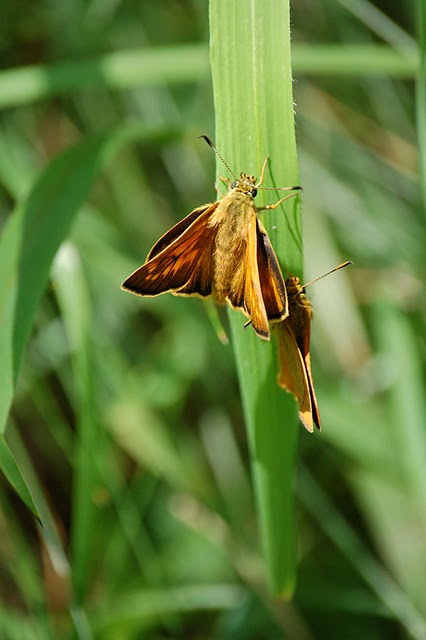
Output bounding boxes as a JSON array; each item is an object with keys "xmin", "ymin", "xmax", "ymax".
[
  {"xmin": 225, "ymin": 215, "xmax": 270, "ymax": 340},
  {"xmin": 122, "ymin": 204, "xmax": 219, "ymax": 298},
  {"xmin": 275, "ymin": 320, "xmax": 315, "ymax": 432},
  {"xmin": 274, "ymin": 276, "xmax": 321, "ymax": 432}
]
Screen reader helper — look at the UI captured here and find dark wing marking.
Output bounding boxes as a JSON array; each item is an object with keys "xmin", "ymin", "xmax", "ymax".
[
  {"xmin": 256, "ymin": 221, "xmax": 288, "ymax": 322},
  {"xmin": 302, "ymin": 351, "xmax": 321, "ymax": 429}
]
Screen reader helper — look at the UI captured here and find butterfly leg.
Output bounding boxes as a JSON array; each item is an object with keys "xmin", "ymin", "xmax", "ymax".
[
  {"xmin": 218, "ymin": 175, "xmax": 233, "ymax": 194},
  {"xmin": 214, "ymin": 182, "xmax": 226, "ymax": 197},
  {"xmin": 255, "ymin": 156, "xmax": 270, "ymax": 188},
  {"xmin": 257, "ymin": 192, "xmax": 298, "ymax": 212}
]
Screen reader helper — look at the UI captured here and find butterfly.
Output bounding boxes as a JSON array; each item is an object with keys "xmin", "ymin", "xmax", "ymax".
[
  {"xmin": 122, "ymin": 136, "xmax": 300, "ymax": 340},
  {"xmin": 275, "ymin": 262, "xmax": 352, "ymax": 432}
]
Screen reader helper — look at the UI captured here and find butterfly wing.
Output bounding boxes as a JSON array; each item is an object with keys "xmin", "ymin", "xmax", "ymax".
[
  {"xmin": 274, "ymin": 319, "xmax": 315, "ymax": 432},
  {"xmin": 225, "ymin": 214, "xmax": 270, "ymax": 340},
  {"xmin": 289, "ymin": 298, "xmax": 321, "ymax": 430},
  {"xmin": 147, "ymin": 204, "xmax": 212, "ymax": 260},
  {"xmin": 122, "ymin": 203, "xmax": 219, "ymax": 297},
  {"xmin": 256, "ymin": 220, "xmax": 288, "ymax": 322},
  {"xmin": 302, "ymin": 350, "xmax": 321, "ymax": 429}
]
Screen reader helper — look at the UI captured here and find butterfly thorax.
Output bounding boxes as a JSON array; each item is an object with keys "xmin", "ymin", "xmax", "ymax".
[
  {"xmin": 286, "ymin": 277, "xmax": 313, "ymax": 347},
  {"xmin": 208, "ymin": 182, "xmax": 258, "ymax": 302},
  {"xmin": 287, "ymin": 278, "xmax": 312, "ymax": 313}
]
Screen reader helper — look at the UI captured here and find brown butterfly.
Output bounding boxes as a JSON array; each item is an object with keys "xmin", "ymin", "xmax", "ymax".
[
  {"xmin": 275, "ymin": 262, "xmax": 352, "ymax": 432},
  {"xmin": 122, "ymin": 136, "xmax": 301, "ymax": 340}
]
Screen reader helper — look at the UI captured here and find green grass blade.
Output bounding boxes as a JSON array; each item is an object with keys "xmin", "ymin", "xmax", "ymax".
[
  {"xmin": 292, "ymin": 44, "xmax": 417, "ymax": 76},
  {"xmin": 52, "ymin": 245, "xmax": 98, "ymax": 607},
  {"xmin": 299, "ymin": 467, "xmax": 426, "ymax": 640},
  {"xmin": 93, "ymin": 584, "xmax": 245, "ymax": 635},
  {"xmin": 5, "ymin": 422, "xmax": 71, "ymax": 596},
  {"xmin": 0, "ymin": 126, "xmax": 173, "ymax": 508},
  {"xmin": 335, "ymin": 300, "xmax": 426, "ymax": 618},
  {"xmin": 209, "ymin": 0, "xmax": 302, "ymax": 596},
  {"xmin": 0, "ymin": 434, "xmax": 38, "ymax": 516},
  {"xmin": 372, "ymin": 302, "xmax": 426, "ymax": 529},
  {"xmin": 11, "ymin": 140, "xmax": 113, "ymax": 378},
  {"xmin": 0, "ymin": 45, "xmax": 209, "ymax": 109},
  {"xmin": 417, "ymin": 0, "xmax": 426, "ymax": 214},
  {"xmin": 337, "ymin": 0, "xmax": 416, "ymax": 54},
  {"xmin": 0, "ymin": 136, "xmax": 106, "ymax": 438}
]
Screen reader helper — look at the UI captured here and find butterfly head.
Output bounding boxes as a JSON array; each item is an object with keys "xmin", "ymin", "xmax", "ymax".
[
  {"xmin": 286, "ymin": 276, "xmax": 303, "ymax": 295},
  {"xmin": 231, "ymin": 173, "xmax": 258, "ymax": 198},
  {"xmin": 286, "ymin": 275, "xmax": 309, "ymax": 303}
]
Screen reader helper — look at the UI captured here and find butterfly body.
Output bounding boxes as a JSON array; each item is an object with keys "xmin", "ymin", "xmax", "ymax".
[
  {"xmin": 274, "ymin": 262, "xmax": 352, "ymax": 432},
  {"xmin": 208, "ymin": 177, "xmax": 258, "ymax": 302},
  {"xmin": 122, "ymin": 171, "xmax": 290, "ymax": 340},
  {"xmin": 286, "ymin": 277, "xmax": 313, "ymax": 349}
]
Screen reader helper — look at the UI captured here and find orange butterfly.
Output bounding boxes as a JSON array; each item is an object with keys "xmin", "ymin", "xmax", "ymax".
[
  {"xmin": 122, "ymin": 137, "xmax": 300, "ymax": 340},
  {"xmin": 275, "ymin": 262, "xmax": 352, "ymax": 432}
]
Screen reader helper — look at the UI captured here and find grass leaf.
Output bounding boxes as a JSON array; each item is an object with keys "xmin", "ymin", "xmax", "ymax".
[
  {"xmin": 209, "ymin": 0, "xmax": 302, "ymax": 596},
  {"xmin": 0, "ymin": 434, "xmax": 38, "ymax": 517},
  {"xmin": 0, "ymin": 126, "xmax": 174, "ymax": 508}
]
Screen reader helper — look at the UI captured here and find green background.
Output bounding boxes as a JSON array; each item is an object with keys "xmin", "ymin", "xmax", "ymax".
[{"xmin": 0, "ymin": 1, "xmax": 425, "ymax": 639}]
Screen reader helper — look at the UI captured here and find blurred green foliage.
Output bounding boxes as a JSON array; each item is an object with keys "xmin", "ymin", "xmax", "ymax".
[{"xmin": 0, "ymin": 1, "xmax": 425, "ymax": 639}]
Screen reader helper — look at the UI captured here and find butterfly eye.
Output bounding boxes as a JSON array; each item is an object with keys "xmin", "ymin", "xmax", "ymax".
[
  {"xmin": 231, "ymin": 180, "xmax": 239, "ymax": 188},
  {"xmin": 251, "ymin": 188, "xmax": 257, "ymax": 197}
]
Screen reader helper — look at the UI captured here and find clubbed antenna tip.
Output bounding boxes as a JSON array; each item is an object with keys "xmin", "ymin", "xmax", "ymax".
[{"xmin": 199, "ymin": 135, "xmax": 237, "ymax": 180}]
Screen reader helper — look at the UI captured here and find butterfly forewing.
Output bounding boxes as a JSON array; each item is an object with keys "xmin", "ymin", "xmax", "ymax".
[
  {"xmin": 274, "ymin": 276, "xmax": 321, "ymax": 432},
  {"xmin": 122, "ymin": 205, "xmax": 219, "ymax": 298},
  {"xmin": 224, "ymin": 213, "xmax": 270, "ymax": 339},
  {"xmin": 302, "ymin": 351, "xmax": 321, "ymax": 429},
  {"xmin": 275, "ymin": 320, "xmax": 314, "ymax": 432},
  {"xmin": 147, "ymin": 204, "xmax": 213, "ymax": 260},
  {"xmin": 256, "ymin": 220, "xmax": 288, "ymax": 322}
]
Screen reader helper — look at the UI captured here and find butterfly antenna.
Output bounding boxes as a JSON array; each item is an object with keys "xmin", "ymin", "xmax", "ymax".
[
  {"xmin": 261, "ymin": 185, "xmax": 303, "ymax": 193},
  {"xmin": 199, "ymin": 135, "xmax": 237, "ymax": 180},
  {"xmin": 302, "ymin": 261, "xmax": 353, "ymax": 289}
]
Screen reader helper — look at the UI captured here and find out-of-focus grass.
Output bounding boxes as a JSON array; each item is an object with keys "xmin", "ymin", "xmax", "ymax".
[
  {"xmin": 0, "ymin": 43, "xmax": 418, "ymax": 109},
  {"xmin": 416, "ymin": 0, "xmax": 426, "ymax": 209},
  {"xmin": 0, "ymin": 1, "xmax": 425, "ymax": 639}
]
